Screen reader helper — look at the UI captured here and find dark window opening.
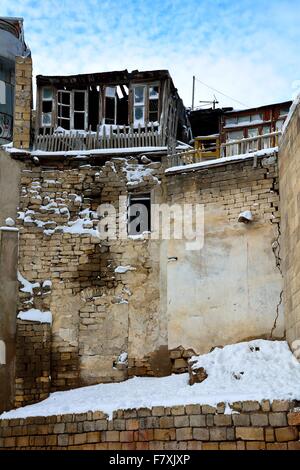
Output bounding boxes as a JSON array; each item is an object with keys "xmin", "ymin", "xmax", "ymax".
[
  {"xmin": 42, "ymin": 100, "xmax": 52, "ymax": 113},
  {"xmin": 149, "ymin": 98, "xmax": 159, "ymax": 122},
  {"xmin": 58, "ymin": 118, "xmax": 70, "ymax": 130},
  {"xmin": 128, "ymin": 193, "xmax": 151, "ymax": 236},
  {"xmin": 74, "ymin": 112, "xmax": 85, "ymax": 129},
  {"xmin": 105, "ymin": 96, "xmax": 116, "ymax": 124},
  {"xmin": 74, "ymin": 91, "xmax": 85, "ymax": 111},
  {"xmin": 88, "ymin": 87, "xmax": 99, "ymax": 131}
]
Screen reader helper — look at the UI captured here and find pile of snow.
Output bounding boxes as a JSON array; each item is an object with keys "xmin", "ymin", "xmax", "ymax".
[{"xmin": 1, "ymin": 340, "xmax": 300, "ymax": 420}]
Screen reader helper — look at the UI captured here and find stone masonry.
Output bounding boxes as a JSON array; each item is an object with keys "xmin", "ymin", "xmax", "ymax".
[
  {"xmin": 13, "ymin": 57, "xmax": 32, "ymax": 150},
  {"xmin": 11, "ymin": 150, "xmax": 284, "ymax": 405},
  {"xmin": 1, "ymin": 400, "xmax": 300, "ymax": 450}
]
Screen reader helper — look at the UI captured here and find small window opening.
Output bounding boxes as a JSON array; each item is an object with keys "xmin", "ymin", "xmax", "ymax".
[{"xmin": 128, "ymin": 193, "xmax": 151, "ymax": 236}]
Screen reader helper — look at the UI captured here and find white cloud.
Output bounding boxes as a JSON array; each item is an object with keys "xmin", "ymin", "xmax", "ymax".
[{"xmin": 1, "ymin": 0, "xmax": 299, "ymax": 108}]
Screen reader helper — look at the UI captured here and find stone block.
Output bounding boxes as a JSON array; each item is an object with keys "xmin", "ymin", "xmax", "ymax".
[
  {"xmin": 250, "ymin": 413, "xmax": 269, "ymax": 426},
  {"xmin": 209, "ymin": 427, "xmax": 227, "ymax": 441},
  {"xmin": 275, "ymin": 426, "xmax": 298, "ymax": 442},
  {"xmin": 235, "ymin": 427, "xmax": 264, "ymax": 441},
  {"xmin": 175, "ymin": 427, "xmax": 192, "ymax": 441},
  {"xmin": 193, "ymin": 428, "xmax": 209, "ymax": 441},
  {"xmin": 269, "ymin": 412, "xmax": 287, "ymax": 427}
]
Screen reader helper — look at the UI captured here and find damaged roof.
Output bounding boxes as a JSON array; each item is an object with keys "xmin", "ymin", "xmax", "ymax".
[{"xmin": 37, "ymin": 69, "xmax": 174, "ymax": 87}]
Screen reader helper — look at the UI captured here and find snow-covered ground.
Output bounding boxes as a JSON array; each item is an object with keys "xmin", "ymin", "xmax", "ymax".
[{"xmin": 1, "ymin": 340, "xmax": 300, "ymax": 420}]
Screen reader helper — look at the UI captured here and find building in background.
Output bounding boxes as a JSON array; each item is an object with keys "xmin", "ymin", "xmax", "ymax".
[{"xmin": 0, "ymin": 17, "xmax": 30, "ymax": 144}]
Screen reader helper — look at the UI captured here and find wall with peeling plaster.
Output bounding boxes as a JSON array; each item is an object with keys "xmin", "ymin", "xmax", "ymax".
[{"xmin": 165, "ymin": 155, "xmax": 284, "ymax": 354}]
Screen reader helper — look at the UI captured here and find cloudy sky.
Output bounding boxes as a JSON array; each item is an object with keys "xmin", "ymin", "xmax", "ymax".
[{"xmin": 1, "ymin": 0, "xmax": 300, "ymax": 108}]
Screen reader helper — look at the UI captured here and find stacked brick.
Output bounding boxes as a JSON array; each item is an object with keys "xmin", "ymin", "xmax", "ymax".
[
  {"xmin": 13, "ymin": 57, "xmax": 32, "ymax": 150},
  {"xmin": 166, "ymin": 157, "xmax": 280, "ymax": 225},
  {"xmin": 15, "ymin": 320, "xmax": 51, "ymax": 408},
  {"xmin": 1, "ymin": 400, "xmax": 300, "ymax": 450}
]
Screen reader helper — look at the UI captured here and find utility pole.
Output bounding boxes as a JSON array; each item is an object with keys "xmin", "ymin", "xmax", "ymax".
[{"xmin": 192, "ymin": 75, "xmax": 195, "ymax": 110}]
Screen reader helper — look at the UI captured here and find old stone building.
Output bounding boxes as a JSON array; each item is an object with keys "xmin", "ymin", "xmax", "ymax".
[{"xmin": 0, "ymin": 51, "xmax": 289, "ymax": 418}]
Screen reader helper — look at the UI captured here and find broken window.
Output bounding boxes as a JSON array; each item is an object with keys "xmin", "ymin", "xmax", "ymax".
[
  {"xmin": 57, "ymin": 90, "xmax": 71, "ymax": 130},
  {"xmin": 57, "ymin": 90, "xmax": 87, "ymax": 130},
  {"xmin": 128, "ymin": 193, "xmax": 151, "ymax": 236},
  {"xmin": 149, "ymin": 86, "xmax": 159, "ymax": 122},
  {"xmin": 74, "ymin": 90, "xmax": 87, "ymax": 129},
  {"xmin": 41, "ymin": 87, "xmax": 53, "ymax": 127},
  {"xmin": 105, "ymin": 86, "xmax": 117, "ymax": 124}
]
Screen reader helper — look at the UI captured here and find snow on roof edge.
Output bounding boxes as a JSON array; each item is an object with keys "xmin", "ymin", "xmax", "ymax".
[{"xmin": 165, "ymin": 147, "xmax": 278, "ymax": 175}]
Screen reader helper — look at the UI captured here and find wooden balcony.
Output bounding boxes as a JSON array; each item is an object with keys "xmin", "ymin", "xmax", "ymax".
[
  {"xmin": 34, "ymin": 123, "xmax": 165, "ymax": 152},
  {"xmin": 167, "ymin": 131, "xmax": 281, "ymax": 168}
]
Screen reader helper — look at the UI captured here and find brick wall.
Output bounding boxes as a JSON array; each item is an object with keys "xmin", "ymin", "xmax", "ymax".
[
  {"xmin": 15, "ymin": 320, "xmax": 51, "ymax": 408},
  {"xmin": 13, "ymin": 57, "xmax": 32, "ymax": 150},
  {"xmin": 1, "ymin": 400, "xmax": 300, "ymax": 450}
]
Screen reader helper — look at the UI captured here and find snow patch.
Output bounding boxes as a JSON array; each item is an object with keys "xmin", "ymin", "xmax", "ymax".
[
  {"xmin": 114, "ymin": 265, "xmax": 136, "ymax": 274},
  {"xmin": 166, "ymin": 147, "xmax": 278, "ymax": 175},
  {"xmin": 17, "ymin": 309, "xmax": 52, "ymax": 324},
  {"xmin": 2, "ymin": 340, "xmax": 300, "ymax": 420}
]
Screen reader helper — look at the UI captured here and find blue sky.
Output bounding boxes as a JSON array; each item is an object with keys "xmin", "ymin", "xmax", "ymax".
[{"xmin": 1, "ymin": 0, "xmax": 300, "ymax": 108}]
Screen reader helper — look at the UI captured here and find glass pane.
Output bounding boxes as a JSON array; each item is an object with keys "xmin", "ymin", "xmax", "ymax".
[
  {"xmin": 134, "ymin": 106, "xmax": 145, "ymax": 123},
  {"xmin": 225, "ymin": 117, "xmax": 237, "ymax": 126},
  {"xmin": 42, "ymin": 113, "xmax": 52, "ymax": 125},
  {"xmin": 43, "ymin": 87, "xmax": 53, "ymax": 100},
  {"xmin": 251, "ymin": 113, "xmax": 263, "ymax": 122},
  {"xmin": 134, "ymin": 86, "xmax": 145, "ymax": 104},
  {"xmin": 0, "ymin": 81, "xmax": 5, "ymax": 105},
  {"xmin": 237, "ymin": 115, "xmax": 250, "ymax": 124},
  {"xmin": 279, "ymin": 106, "xmax": 290, "ymax": 116},
  {"xmin": 74, "ymin": 92, "xmax": 85, "ymax": 111},
  {"xmin": 105, "ymin": 86, "xmax": 116, "ymax": 98},
  {"xmin": 227, "ymin": 130, "xmax": 243, "ymax": 141},
  {"xmin": 149, "ymin": 86, "xmax": 159, "ymax": 99},
  {"xmin": 276, "ymin": 119, "xmax": 284, "ymax": 131},
  {"xmin": 248, "ymin": 127, "xmax": 259, "ymax": 137},
  {"xmin": 262, "ymin": 125, "xmax": 271, "ymax": 134}
]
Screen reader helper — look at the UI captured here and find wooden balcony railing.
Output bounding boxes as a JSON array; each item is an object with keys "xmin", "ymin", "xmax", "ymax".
[
  {"xmin": 167, "ymin": 131, "xmax": 281, "ymax": 168},
  {"xmin": 221, "ymin": 131, "xmax": 280, "ymax": 158},
  {"xmin": 34, "ymin": 123, "xmax": 165, "ymax": 152}
]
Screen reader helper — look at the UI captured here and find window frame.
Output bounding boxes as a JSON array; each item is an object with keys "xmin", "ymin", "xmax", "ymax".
[
  {"xmin": 131, "ymin": 82, "xmax": 160, "ymax": 126},
  {"xmin": 41, "ymin": 87, "xmax": 54, "ymax": 128},
  {"xmin": 56, "ymin": 89, "xmax": 88, "ymax": 130}
]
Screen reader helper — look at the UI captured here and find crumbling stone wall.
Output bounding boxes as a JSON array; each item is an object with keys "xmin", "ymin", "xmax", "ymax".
[
  {"xmin": 1, "ymin": 400, "xmax": 300, "ymax": 450},
  {"xmin": 16, "ymin": 157, "xmax": 164, "ymax": 395},
  {"xmin": 13, "ymin": 150, "xmax": 284, "ymax": 402}
]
